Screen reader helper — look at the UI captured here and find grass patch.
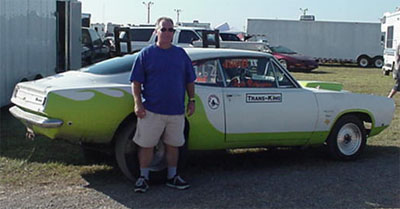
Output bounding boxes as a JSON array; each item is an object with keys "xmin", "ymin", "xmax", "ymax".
[{"xmin": 0, "ymin": 65, "xmax": 399, "ymax": 189}]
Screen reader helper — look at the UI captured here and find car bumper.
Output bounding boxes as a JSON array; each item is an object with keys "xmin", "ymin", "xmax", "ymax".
[{"xmin": 9, "ymin": 106, "xmax": 63, "ymax": 128}]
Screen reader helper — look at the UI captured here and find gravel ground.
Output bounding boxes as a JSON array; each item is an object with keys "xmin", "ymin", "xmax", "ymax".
[{"xmin": 1, "ymin": 145, "xmax": 399, "ymax": 209}]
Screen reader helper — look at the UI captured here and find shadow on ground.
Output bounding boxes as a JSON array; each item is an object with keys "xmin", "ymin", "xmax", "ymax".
[{"xmin": 82, "ymin": 146, "xmax": 400, "ymax": 209}]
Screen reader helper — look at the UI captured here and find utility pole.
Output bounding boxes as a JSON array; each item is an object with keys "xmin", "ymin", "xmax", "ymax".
[
  {"xmin": 174, "ymin": 9, "xmax": 182, "ymax": 24},
  {"xmin": 142, "ymin": 1, "xmax": 154, "ymax": 24},
  {"xmin": 299, "ymin": 8, "xmax": 308, "ymax": 16}
]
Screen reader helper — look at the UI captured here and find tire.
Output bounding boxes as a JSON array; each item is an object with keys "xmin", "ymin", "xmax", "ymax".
[
  {"xmin": 326, "ymin": 115, "xmax": 366, "ymax": 161},
  {"xmin": 357, "ymin": 56, "xmax": 370, "ymax": 68},
  {"xmin": 114, "ymin": 119, "xmax": 189, "ymax": 182},
  {"xmin": 373, "ymin": 57, "xmax": 383, "ymax": 68},
  {"xmin": 279, "ymin": 59, "xmax": 288, "ymax": 69}
]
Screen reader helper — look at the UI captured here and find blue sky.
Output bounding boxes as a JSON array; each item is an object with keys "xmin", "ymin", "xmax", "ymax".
[{"xmin": 81, "ymin": 0, "xmax": 398, "ymax": 31}]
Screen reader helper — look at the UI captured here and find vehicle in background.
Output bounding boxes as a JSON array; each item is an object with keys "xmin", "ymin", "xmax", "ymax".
[
  {"xmin": 117, "ymin": 26, "xmax": 270, "ymax": 54},
  {"xmin": 270, "ymin": 45, "xmax": 318, "ymax": 72},
  {"xmin": 381, "ymin": 8, "xmax": 400, "ymax": 76},
  {"xmin": 247, "ymin": 18, "xmax": 384, "ymax": 68},
  {"xmin": 82, "ymin": 27, "xmax": 110, "ymax": 67}
]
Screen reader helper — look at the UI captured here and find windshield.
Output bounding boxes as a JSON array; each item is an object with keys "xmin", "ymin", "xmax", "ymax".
[
  {"xmin": 80, "ymin": 54, "xmax": 137, "ymax": 75},
  {"xmin": 270, "ymin": 46, "xmax": 297, "ymax": 54}
]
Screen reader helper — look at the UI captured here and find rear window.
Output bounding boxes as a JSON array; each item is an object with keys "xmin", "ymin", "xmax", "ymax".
[
  {"xmin": 130, "ymin": 29, "xmax": 154, "ymax": 41},
  {"xmin": 81, "ymin": 54, "xmax": 138, "ymax": 75}
]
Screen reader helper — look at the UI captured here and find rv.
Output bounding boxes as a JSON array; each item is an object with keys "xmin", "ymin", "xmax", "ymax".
[{"xmin": 381, "ymin": 8, "xmax": 400, "ymax": 75}]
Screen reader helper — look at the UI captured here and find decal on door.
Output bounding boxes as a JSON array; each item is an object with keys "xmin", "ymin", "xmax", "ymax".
[
  {"xmin": 246, "ymin": 93, "xmax": 282, "ymax": 103},
  {"xmin": 208, "ymin": 95, "xmax": 220, "ymax": 110}
]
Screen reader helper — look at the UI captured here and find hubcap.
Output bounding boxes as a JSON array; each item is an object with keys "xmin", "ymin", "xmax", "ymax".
[
  {"xmin": 374, "ymin": 59, "xmax": 383, "ymax": 68},
  {"xmin": 359, "ymin": 58, "xmax": 369, "ymax": 67},
  {"xmin": 337, "ymin": 123, "xmax": 362, "ymax": 156},
  {"xmin": 124, "ymin": 138, "xmax": 166, "ymax": 172}
]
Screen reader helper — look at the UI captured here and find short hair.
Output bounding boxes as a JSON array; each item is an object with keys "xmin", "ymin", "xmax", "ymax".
[{"xmin": 155, "ymin": 17, "xmax": 174, "ymax": 29}]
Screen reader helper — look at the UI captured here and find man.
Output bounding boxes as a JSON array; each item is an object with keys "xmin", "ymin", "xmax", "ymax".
[
  {"xmin": 129, "ymin": 17, "xmax": 196, "ymax": 193},
  {"xmin": 388, "ymin": 42, "xmax": 400, "ymax": 98}
]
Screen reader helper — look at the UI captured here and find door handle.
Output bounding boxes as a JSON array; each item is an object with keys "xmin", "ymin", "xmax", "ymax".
[{"xmin": 226, "ymin": 94, "xmax": 241, "ymax": 98}]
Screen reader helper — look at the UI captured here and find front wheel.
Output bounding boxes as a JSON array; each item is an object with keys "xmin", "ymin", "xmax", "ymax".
[
  {"xmin": 326, "ymin": 115, "xmax": 366, "ymax": 161},
  {"xmin": 357, "ymin": 57, "xmax": 370, "ymax": 68}
]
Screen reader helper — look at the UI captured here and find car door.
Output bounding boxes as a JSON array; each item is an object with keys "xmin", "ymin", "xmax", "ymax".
[
  {"xmin": 188, "ymin": 59, "xmax": 226, "ymax": 148},
  {"xmin": 221, "ymin": 57, "xmax": 318, "ymax": 145}
]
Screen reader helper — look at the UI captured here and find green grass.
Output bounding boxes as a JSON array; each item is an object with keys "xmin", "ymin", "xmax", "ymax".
[{"xmin": 0, "ymin": 65, "xmax": 399, "ymax": 188}]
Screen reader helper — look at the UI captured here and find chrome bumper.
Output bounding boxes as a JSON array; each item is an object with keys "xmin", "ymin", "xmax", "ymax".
[{"xmin": 9, "ymin": 106, "xmax": 63, "ymax": 128}]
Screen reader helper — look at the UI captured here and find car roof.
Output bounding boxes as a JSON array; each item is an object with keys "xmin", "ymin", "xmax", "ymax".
[{"xmin": 184, "ymin": 48, "xmax": 272, "ymax": 60}]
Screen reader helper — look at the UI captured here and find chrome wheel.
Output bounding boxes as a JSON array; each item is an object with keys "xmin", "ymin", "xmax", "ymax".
[
  {"xmin": 326, "ymin": 115, "xmax": 366, "ymax": 160},
  {"xmin": 336, "ymin": 123, "xmax": 362, "ymax": 156}
]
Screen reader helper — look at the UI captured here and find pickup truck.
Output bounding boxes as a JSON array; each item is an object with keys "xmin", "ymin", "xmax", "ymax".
[
  {"xmin": 117, "ymin": 26, "xmax": 270, "ymax": 53},
  {"xmin": 82, "ymin": 27, "xmax": 111, "ymax": 66}
]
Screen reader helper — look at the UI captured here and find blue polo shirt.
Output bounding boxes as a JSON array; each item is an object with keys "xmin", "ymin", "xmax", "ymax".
[{"xmin": 129, "ymin": 45, "xmax": 196, "ymax": 115}]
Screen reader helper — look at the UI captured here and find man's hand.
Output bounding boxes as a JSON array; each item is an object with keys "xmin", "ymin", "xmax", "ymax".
[
  {"xmin": 186, "ymin": 102, "xmax": 195, "ymax": 117},
  {"xmin": 135, "ymin": 103, "xmax": 146, "ymax": 119}
]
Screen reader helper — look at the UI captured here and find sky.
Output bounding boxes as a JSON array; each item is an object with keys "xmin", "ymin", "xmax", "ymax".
[{"xmin": 80, "ymin": 0, "xmax": 399, "ymax": 31}]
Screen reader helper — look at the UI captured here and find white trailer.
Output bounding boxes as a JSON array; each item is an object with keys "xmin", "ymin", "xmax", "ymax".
[
  {"xmin": 247, "ymin": 18, "xmax": 383, "ymax": 68},
  {"xmin": 381, "ymin": 8, "xmax": 400, "ymax": 75},
  {"xmin": 0, "ymin": 0, "xmax": 81, "ymax": 107}
]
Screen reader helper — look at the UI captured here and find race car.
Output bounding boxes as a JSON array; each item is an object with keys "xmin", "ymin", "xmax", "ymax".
[{"xmin": 9, "ymin": 48, "xmax": 395, "ymax": 181}]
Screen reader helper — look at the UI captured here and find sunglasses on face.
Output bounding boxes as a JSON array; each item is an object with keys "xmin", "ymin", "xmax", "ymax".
[{"xmin": 160, "ymin": 28, "xmax": 175, "ymax": 32}]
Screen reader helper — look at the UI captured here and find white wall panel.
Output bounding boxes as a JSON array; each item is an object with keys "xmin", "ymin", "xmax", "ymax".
[{"xmin": 0, "ymin": 0, "xmax": 57, "ymax": 107}]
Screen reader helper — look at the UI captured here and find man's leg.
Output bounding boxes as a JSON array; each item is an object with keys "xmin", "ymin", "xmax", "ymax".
[
  {"xmin": 165, "ymin": 144, "xmax": 179, "ymax": 179},
  {"xmin": 138, "ymin": 147, "xmax": 154, "ymax": 180}
]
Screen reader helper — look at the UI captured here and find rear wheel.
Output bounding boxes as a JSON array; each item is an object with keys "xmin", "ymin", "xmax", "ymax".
[
  {"xmin": 326, "ymin": 115, "xmax": 366, "ymax": 160},
  {"xmin": 114, "ymin": 119, "xmax": 189, "ymax": 182},
  {"xmin": 373, "ymin": 57, "xmax": 383, "ymax": 68}
]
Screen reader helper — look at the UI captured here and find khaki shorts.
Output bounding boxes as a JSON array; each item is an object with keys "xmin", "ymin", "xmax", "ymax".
[{"xmin": 133, "ymin": 110, "xmax": 185, "ymax": 148}]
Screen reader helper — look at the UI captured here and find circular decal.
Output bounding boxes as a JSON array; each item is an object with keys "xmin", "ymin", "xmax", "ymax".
[{"xmin": 208, "ymin": 95, "xmax": 220, "ymax": 110}]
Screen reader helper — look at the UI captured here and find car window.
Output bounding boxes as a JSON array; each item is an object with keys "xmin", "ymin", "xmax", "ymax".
[
  {"xmin": 220, "ymin": 33, "xmax": 241, "ymax": 41},
  {"xmin": 81, "ymin": 54, "xmax": 138, "ymax": 75},
  {"xmin": 270, "ymin": 46, "xmax": 297, "ymax": 54},
  {"xmin": 193, "ymin": 59, "xmax": 224, "ymax": 86},
  {"xmin": 270, "ymin": 62, "xmax": 296, "ymax": 88},
  {"xmin": 88, "ymin": 29, "xmax": 102, "ymax": 47},
  {"xmin": 178, "ymin": 30, "xmax": 200, "ymax": 44},
  {"xmin": 220, "ymin": 57, "xmax": 276, "ymax": 88},
  {"xmin": 129, "ymin": 29, "xmax": 154, "ymax": 41}
]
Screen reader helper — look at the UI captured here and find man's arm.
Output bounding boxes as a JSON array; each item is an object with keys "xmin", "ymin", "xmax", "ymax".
[
  {"xmin": 131, "ymin": 81, "xmax": 146, "ymax": 118},
  {"xmin": 186, "ymin": 82, "xmax": 195, "ymax": 116}
]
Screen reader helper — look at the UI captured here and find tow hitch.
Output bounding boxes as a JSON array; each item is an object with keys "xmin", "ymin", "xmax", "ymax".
[{"xmin": 25, "ymin": 128, "xmax": 35, "ymax": 140}]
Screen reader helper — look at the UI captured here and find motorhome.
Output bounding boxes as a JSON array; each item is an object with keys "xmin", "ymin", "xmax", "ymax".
[{"xmin": 381, "ymin": 8, "xmax": 400, "ymax": 75}]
